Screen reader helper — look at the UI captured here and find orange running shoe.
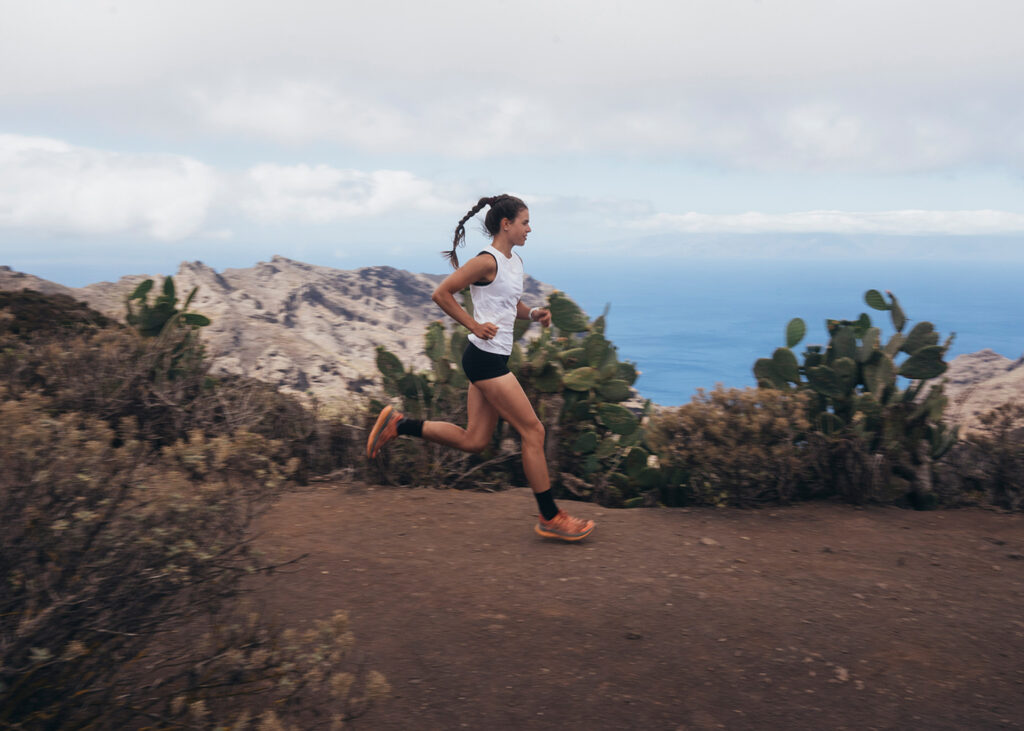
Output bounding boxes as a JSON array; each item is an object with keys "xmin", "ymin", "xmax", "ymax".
[
  {"xmin": 535, "ymin": 510, "xmax": 595, "ymax": 542},
  {"xmin": 366, "ymin": 404, "xmax": 404, "ymax": 459}
]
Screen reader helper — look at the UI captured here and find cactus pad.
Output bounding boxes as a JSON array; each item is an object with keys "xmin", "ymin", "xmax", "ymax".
[
  {"xmin": 898, "ymin": 345, "xmax": 947, "ymax": 380},
  {"xmin": 864, "ymin": 289, "xmax": 889, "ymax": 311},
  {"xmin": 547, "ymin": 291, "xmax": 589, "ymax": 333},
  {"xmin": 786, "ymin": 318, "xmax": 806, "ymax": 348},
  {"xmin": 597, "ymin": 403, "xmax": 639, "ymax": 436},
  {"xmin": 563, "ymin": 366, "xmax": 599, "ymax": 392}
]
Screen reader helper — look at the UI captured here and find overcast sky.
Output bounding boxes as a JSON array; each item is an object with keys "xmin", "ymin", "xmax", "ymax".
[{"xmin": 2, "ymin": 0, "xmax": 1024, "ymax": 284}]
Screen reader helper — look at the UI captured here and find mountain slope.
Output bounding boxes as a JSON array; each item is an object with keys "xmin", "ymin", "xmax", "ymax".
[
  {"xmin": 73, "ymin": 256, "xmax": 551, "ymax": 402},
  {"xmin": 944, "ymin": 349, "xmax": 1024, "ymax": 431},
  {"xmin": 0, "ymin": 266, "xmax": 79, "ymax": 298}
]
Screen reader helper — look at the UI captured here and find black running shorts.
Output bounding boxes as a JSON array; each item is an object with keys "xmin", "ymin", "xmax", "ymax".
[{"xmin": 461, "ymin": 342, "xmax": 511, "ymax": 383}]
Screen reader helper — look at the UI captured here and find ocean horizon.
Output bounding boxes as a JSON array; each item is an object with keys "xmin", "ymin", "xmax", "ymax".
[{"xmin": 535, "ymin": 258, "xmax": 1024, "ymax": 406}]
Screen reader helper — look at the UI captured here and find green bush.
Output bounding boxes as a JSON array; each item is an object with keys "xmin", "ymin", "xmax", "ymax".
[{"xmin": 647, "ymin": 386, "xmax": 812, "ymax": 506}]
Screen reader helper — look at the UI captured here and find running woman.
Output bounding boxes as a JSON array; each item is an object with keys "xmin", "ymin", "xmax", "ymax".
[{"xmin": 367, "ymin": 194, "xmax": 595, "ymax": 541}]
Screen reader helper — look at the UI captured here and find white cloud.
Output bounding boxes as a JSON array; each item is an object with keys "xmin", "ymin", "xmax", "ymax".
[
  {"xmin": 193, "ymin": 82, "xmax": 559, "ymax": 159},
  {"xmin": 631, "ymin": 209, "xmax": 1024, "ymax": 235},
  {"xmin": 194, "ymin": 82, "xmax": 412, "ymax": 149},
  {"xmin": 3, "ymin": 1, "xmax": 1023, "ymax": 173},
  {"xmin": 2, "ymin": 133, "xmax": 1021, "ymax": 249},
  {"xmin": 4, "ymin": 1, "xmax": 1022, "ymax": 94},
  {"xmin": 0, "ymin": 134, "xmax": 219, "ymax": 240},
  {"xmin": 0, "ymin": 135, "xmax": 467, "ymax": 239},
  {"xmin": 185, "ymin": 81, "xmax": 1024, "ymax": 173},
  {"xmin": 239, "ymin": 164, "xmax": 458, "ymax": 223}
]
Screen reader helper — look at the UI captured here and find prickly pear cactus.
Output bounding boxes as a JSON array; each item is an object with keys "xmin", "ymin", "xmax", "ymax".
[
  {"xmin": 513, "ymin": 292, "xmax": 662, "ymax": 507},
  {"xmin": 125, "ymin": 275, "xmax": 211, "ymax": 337},
  {"xmin": 753, "ymin": 289, "xmax": 958, "ymax": 505},
  {"xmin": 123, "ymin": 275, "xmax": 212, "ymax": 380}
]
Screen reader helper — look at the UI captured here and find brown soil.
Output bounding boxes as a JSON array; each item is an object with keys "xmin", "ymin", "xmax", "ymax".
[{"xmin": 251, "ymin": 484, "xmax": 1024, "ymax": 730}]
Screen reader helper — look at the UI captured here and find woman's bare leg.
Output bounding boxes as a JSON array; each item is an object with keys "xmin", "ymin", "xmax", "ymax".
[
  {"xmin": 471, "ymin": 373, "xmax": 550, "ymax": 494},
  {"xmin": 411, "ymin": 373, "xmax": 593, "ymax": 539},
  {"xmin": 421, "ymin": 383, "xmax": 500, "ymax": 454}
]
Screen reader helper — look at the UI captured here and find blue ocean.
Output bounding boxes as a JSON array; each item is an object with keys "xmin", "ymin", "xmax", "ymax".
[{"xmin": 531, "ymin": 259, "xmax": 1024, "ymax": 406}]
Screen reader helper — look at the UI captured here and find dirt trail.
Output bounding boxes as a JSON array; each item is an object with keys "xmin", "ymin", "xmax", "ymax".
[{"xmin": 251, "ymin": 484, "xmax": 1024, "ymax": 730}]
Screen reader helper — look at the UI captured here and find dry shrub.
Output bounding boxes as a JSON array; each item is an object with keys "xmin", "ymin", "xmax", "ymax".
[
  {"xmin": 0, "ymin": 293, "xmax": 353, "ymax": 479},
  {"xmin": 648, "ymin": 386, "xmax": 812, "ymax": 506},
  {"xmin": 171, "ymin": 376, "xmax": 357, "ymax": 482},
  {"xmin": 800, "ymin": 430, "xmax": 906, "ymax": 505},
  {"xmin": 139, "ymin": 607, "xmax": 390, "ymax": 730},
  {"xmin": 0, "ymin": 291, "xmax": 381, "ymax": 728},
  {"xmin": 0, "ymin": 391, "xmax": 384, "ymax": 728},
  {"xmin": 2, "ymin": 318, "xmax": 218, "ymax": 445},
  {"xmin": 0, "ymin": 289, "xmax": 114, "ymax": 341},
  {"xmin": 950, "ymin": 403, "xmax": 1024, "ymax": 511}
]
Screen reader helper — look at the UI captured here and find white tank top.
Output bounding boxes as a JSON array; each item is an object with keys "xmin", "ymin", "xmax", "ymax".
[{"xmin": 467, "ymin": 245, "xmax": 524, "ymax": 356}]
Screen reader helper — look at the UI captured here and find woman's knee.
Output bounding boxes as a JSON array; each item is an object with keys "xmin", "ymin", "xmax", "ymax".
[
  {"xmin": 464, "ymin": 435, "xmax": 490, "ymax": 453},
  {"xmin": 518, "ymin": 419, "xmax": 545, "ymax": 446}
]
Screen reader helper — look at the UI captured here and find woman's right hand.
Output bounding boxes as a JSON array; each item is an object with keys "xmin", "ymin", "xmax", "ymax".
[{"xmin": 473, "ymin": 321, "xmax": 499, "ymax": 340}]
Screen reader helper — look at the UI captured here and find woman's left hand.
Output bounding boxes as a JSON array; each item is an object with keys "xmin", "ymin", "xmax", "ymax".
[{"xmin": 531, "ymin": 307, "xmax": 552, "ymax": 327}]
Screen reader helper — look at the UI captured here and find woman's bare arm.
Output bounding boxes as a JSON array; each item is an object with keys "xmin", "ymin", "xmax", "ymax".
[{"xmin": 431, "ymin": 255, "xmax": 499, "ymax": 340}]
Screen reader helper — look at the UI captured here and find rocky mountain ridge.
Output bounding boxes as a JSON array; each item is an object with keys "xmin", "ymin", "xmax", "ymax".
[{"xmin": 1, "ymin": 257, "xmax": 552, "ymax": 405}]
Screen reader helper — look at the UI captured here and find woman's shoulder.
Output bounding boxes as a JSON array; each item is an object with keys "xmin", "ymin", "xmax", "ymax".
[
  {"xmin": 472, "ymin": 249, "xmax": 499, "ymax": 270},
  {"xmin": 465, "ymin": 250, "xmax": 498, "ymax": 286}
]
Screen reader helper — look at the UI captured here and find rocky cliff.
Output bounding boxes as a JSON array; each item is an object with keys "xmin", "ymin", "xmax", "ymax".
[
  {"xmin": 2, "ymin": 257, "xmax": 552, "ymax": 404},
  {"xmin": 943, "ymin": 349, "xmax": 1024, "ymax": 432}
]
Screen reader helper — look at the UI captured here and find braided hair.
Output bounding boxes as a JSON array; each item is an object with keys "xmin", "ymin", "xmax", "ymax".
[{"xmin": 445, "ymin": 194, "xmax": 527, "ymax": 268}]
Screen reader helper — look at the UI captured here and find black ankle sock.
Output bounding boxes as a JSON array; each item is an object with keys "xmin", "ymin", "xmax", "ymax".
[
  {"xmin": 396, "ymin": 418, "xmax": 424, "ymax": 438},
  {"xmin": 535, "ymin": 489, "xmax": 559, "ymax": 521}
]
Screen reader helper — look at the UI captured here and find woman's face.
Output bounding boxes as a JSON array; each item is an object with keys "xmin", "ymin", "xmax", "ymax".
[{"xmin": 504, "ymin": 208, "xmax": 531, "ymax": 247}]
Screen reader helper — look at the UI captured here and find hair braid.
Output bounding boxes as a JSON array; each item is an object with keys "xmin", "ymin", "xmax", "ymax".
[
  {"xmin": 443, "ymin": 194, "xmax": 527, "ymax": 269},
  {"xmin": 445, "ymin": 197, "xmax": 492, "ymax": 269}
]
